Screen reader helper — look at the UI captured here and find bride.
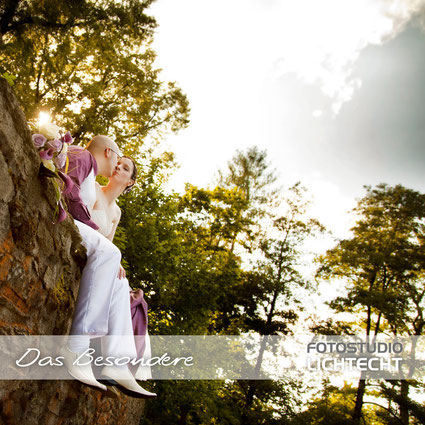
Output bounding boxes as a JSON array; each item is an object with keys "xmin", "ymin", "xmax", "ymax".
[
  {"xmin": 91, "ymin": 156, "xmax": 135, "ymax": 247},
  {"xmin": 90, "ymin": 156, "xmax": 154, "ymax": 390}
]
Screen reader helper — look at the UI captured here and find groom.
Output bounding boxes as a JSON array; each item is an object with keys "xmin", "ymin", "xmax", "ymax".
[{"xmin": 60, "ymin": 135, "xmax": 155, "ymax": 398}]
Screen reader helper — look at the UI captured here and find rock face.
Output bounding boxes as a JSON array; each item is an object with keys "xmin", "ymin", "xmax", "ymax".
[{"xmin": 0, "ymin": 80, "xmax": 145, "ymax": 424}]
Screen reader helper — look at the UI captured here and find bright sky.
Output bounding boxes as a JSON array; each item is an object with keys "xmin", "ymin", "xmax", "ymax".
[
  {"xmin": 149, "ymin": 0, "xmax": 425, "ymax": 243},
  {"xmin": 147, "ymin": 3, "xmax": 425, "ymax": 398}
]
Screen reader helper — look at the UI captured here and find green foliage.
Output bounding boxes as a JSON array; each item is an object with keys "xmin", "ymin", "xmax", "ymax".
[
  {"xmin": 52, "ymin": 273, "xmax": 72, "ymax": 306},
  {"xmin": 294, "ymin": 381, "xmax": 358, "ymax": 425},
  {"xmin": 237, "ymin": 183, "xmax": 324, "ymax": 337},
  {"xmin": 316, "ymin": 184, "xmax": 425, "ymax": 424},
  {"xmin": 1, "ymin": 0, "xmax": 318, "ymax": 421},
  {"xmin": 379, "ymin": 381, "xmax": 425, "ymax": 424},
  {"xmin": 119, "ymin": 179, "xmax": 245, "ymax": 334},
  {"xmin": 9, "ymin": 1, "xmax": 424, "ymax": 418},
  {"xmin": 1, "ymin": 0, "xmax": 189, "ymax": 148},
  {"xmin": 142, "ymin": 381, "xmax": 239, "ymax": 425},
  {"xmin": 217, "ymin": 146, "xmax": 279, "ymax": 208},
  {"xmin": 142, "ymin": 379, "xmax": 303, "ymax": 425},
  {"xmin": 114, "ymin": 147, "xmax": 314, "ymax": 423},
  {"xmin": 317, "ymin": 184, "xmax": 425, "ymax": 336},
  {"xmin": 0, "ymin": 71, "xmax": 16, "ymax": 85}
]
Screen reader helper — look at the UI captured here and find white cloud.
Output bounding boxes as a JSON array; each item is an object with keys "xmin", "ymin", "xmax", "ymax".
[
  {"xmin": 264, "ymin": 0, "xmax": 425, "ymax": 114},
  {"xmin": 150, "ymin": 0, "xmax": 425, "ymax": 124},
  {"xmin": 148, "ymin": 0, "xmax": 425, "ymax": 198}
]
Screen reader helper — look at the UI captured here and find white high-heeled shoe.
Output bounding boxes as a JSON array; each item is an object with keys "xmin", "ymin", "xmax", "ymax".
[
  {"xmin": 59, "ymin": 345, "xmax": 107, "ymax": 391},
  {"xmin": 100, "ymin": 365, "xmax": 157, "ymax": 398}
]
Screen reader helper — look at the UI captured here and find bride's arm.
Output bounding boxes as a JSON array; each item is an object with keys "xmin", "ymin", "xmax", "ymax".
[
  {"xmin": 106, "ymin": 205, "xmax": 122, "ymax": 242},
  {"xmin": 107, "ymin": 205, "xmax": 126, "ymax": 279}
]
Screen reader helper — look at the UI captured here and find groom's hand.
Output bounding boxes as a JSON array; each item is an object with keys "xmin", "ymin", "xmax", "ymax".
[{"xmin": 118, "ymin": 265, "xmax": 126, "ymax": 279}]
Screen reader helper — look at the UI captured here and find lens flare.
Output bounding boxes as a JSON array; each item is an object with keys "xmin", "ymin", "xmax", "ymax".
[{"xmin": 38, "ymin": 111, "xmax": 51, "ymax": 126}]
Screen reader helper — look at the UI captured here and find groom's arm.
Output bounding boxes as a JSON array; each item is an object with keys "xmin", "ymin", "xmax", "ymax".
[{"xmin": 63, "ymin": 146, "xmax": 99, "ymax": 230}]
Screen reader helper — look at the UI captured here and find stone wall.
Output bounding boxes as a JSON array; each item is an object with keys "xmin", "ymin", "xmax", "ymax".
[{"xmin": 0, "ymin": 80, "xmax": 145, "ymax": 424}]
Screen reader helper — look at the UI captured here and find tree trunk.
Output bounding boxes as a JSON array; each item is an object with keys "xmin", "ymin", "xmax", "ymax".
[
  {"xmin": 352, "ymin": 377, "xmax": 367, "ymax": 425},
  {"xmin": 0, "ymin": 0, "xmax": 21, "ymax": 35},
  {"xmin": 352, "ymin": 308, "xmax": 371, "ymax": 424},
  {"xmin": 179, "ymin": 410, "xmax": 188, "ymax": 425},
  {"xmin": 352, "ymin": 272, "xmax": 379, "ymax": 424},
  {"xmin": 240, "ymin": 382, "xmax": 256, "ymax": 425},
  {"xmin": 400, "ymin": 380, "xmax": 409, "ymax": 424}
]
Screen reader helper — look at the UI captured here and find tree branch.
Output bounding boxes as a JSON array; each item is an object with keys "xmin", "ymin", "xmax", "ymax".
[{"xmin": 0, "ymin": 0, "xmax": 22, "ymax": 36}]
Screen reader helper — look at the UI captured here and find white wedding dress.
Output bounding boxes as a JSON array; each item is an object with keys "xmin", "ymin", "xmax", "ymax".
[{"xmin": 91, "ymin": 209, "xmax": 113, "ymax": 238}]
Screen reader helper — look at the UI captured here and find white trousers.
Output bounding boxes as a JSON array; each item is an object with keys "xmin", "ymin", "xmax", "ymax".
[
  {"xmin": 70, "ymin": 220, "xmax": 137, "ymax": 359},
  {"xmin": 134, "ymin": 330, "xmax": 153, "ymax": 380},
  {"xmin": 100, "ymin": 276, "xmax": 138, "ymax": 359}
]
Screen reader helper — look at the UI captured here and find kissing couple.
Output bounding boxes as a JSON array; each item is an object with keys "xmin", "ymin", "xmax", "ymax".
[{"xmin": 59, "ymin": 135, "xmax": 155, "ymax": 399}]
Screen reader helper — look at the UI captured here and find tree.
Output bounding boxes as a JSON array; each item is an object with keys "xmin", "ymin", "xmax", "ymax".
[
  {"xmin": 216, "ymin": 151, "xmax": 325, "ymax": 424},
  {"xmin": 293, "ymin": 381, "xmax": 357, "ymax": 425},
  {"xmin": 116, "ymin": 164, "xmax": 245, "ymax": 335},
  {"xmin": 317, "ymin": 184, "xmax": 425, "ymax": 424},
  {"xmin": 116, "ymin": 147, "xmax": 311, "ymax": 424},
  {"xmin": 216, "ymin": 146, "xmax": 280, "ymax": 253},
  {"xmin": 291, "ymin": 380, "xmax": 399, "ymax": 425},
  {"xmin": 217, "ymin": 146, "xmax": 278, "ymax": 207},
  {"xmin": 236, "ymin": 183, "xmax": 324, "ymax": 424},
  {"xmin": 1, "ymin": 0, "xmax": 189, "ymax": 148}
]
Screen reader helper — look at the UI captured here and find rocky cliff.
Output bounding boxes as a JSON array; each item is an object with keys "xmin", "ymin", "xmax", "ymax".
[{"xmin": 0, "ymin": 79, "xmax": 145, "ymax": 424}]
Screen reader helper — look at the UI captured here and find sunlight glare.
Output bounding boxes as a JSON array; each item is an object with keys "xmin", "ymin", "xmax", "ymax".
[{"xmin": 38, "ymin": 112, "xmax": 51, "ymax": 126}]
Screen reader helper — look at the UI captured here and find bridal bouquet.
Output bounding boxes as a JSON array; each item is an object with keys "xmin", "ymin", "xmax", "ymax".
[{"xmin": 32, "ymin": 122, "xmax": 74, "ymax": 223}]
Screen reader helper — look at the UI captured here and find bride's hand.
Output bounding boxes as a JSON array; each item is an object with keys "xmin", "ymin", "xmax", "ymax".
[{"xmin": 118, "ymin": 264, "xmax": 126, "ymax": 279}]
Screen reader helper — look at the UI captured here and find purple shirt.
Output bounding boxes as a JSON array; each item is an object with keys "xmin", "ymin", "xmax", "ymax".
[{"xmin": 63, "ymin": 146, "xmax": 99, "ymax": 230}]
